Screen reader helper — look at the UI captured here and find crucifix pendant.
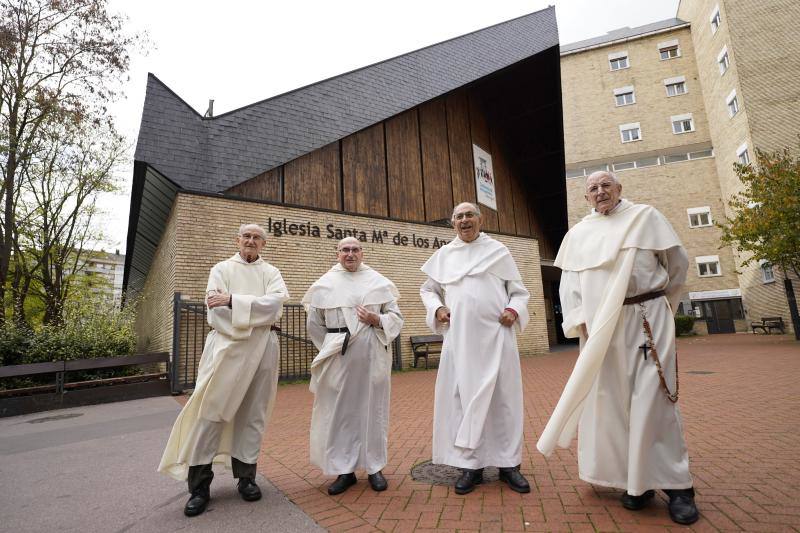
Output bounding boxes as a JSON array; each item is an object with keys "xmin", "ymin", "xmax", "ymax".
[{"xmin": 639, "ymin": 342, "xmax": 651, "ymax": 360}]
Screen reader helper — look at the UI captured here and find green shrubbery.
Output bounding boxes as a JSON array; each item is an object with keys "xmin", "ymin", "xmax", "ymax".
[
  {"xmin": 0, "ymin": 295, "xmax": 137, "ymax": 389},
  {"xmin": 674, "ymin": 314, "xmax": 696, "ymax": 336}
]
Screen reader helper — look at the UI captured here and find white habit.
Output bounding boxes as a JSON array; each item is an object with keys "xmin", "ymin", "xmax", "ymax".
[
  {"xmin": 158, "ymin": 254, "xmax": 289, "ymax": 480},
  {"xmin": 537, "ymin": 199, "xmax": 693, "ymax": 496},
  {"xmin": 303, "ymin": 263, "xmax": 403, "ymax": 476},
  {"xmin": 420, "ymin": 233, "xmax": 530, "ymax": 469}
]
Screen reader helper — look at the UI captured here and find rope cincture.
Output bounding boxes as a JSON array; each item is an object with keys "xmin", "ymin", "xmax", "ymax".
[{"xmin": 639, "ymin": 302, "xmax": 679, "ymax": 403}]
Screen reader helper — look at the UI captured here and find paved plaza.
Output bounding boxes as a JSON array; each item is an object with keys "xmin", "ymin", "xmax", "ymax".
[
  {"xmin": 259, "ymin": 334, "xmax": 799, "ymax": 532},
  {"xmin": 0, "ymin": 334, "xmax": 797, "ymax": 532}
]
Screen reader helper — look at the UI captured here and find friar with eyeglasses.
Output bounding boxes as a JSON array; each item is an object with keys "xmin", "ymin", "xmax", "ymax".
[
  {"xmin": 302, "ymin": 237, "xmax": 404, "ymax": 495},
  {"xmin": 158, "ymin": 224, "xmax": 289, "ymax": 517},
  {"xmin": 420, "ymin": 202, "xmax": 532, "ymax": 495},
  {"xmin": 537, "ymin": 170, "xmax": 698, "ymax": 525}
]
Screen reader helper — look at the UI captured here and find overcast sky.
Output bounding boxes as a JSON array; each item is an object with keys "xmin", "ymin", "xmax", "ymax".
[{"xmin": 101, "ymin": 0, "xmax": 679, "ymax": 253}]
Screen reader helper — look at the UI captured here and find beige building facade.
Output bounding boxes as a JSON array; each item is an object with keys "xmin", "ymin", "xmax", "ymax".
[
  {"xmin": 135, "ymin": 193, "xmax": 550, "ymax": 367},
  {"xmin": 561, "ymin": 3, "xmax": 800, "ymax": 335}
]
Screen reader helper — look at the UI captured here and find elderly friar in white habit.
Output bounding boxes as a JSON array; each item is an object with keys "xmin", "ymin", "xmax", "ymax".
[
  {"xmin": 537, "ymin": 171, "xmax": 699, "ymax": 525},
  {"xmin": 158, "ymin": 224, "xmax": 289, "ymax": 517},
  {"xmin": 420, "ymin": 202, "xmax": 531, "ymax": 495},
  {"xmin": 303, "ymin": 237, "xmax": 403, "ymax": 495}
]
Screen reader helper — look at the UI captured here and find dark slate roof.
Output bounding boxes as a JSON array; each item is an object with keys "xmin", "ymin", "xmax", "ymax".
[
  {"xmin": 134, "ymin": 7, "xmax": 558, "ymax": 192},
  {"xmin": 560, "ymin": 18, "xmax": 688, "ymax": 54}
]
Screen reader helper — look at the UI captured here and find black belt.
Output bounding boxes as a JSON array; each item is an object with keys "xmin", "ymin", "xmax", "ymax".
[
  {"xmin": 327, "ymin": 327, "xmax": 350, "ymax": 355},
  {"xmin": 623, "ymin": 290, "xmax": 666, "ymax": 306}
]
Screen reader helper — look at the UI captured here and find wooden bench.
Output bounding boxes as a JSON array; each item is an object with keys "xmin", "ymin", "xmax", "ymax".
[
  {"xmin": 410, "ymin": 335, "xmax": 443, "ymax": 369},
  {"xmin": 751, "ymin": 317, "xmax": 785, "ymax": 334}
]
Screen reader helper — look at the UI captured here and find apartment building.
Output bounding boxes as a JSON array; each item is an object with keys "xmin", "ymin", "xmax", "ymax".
[{"xmin": 561, "ymin": 2, "xmax": 800, "ymax": 335}]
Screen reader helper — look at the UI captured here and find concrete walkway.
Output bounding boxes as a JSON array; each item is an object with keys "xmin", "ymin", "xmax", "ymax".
[{"xmin": 0, "ymin": 396, "xmax": 321, "ymax": 533}]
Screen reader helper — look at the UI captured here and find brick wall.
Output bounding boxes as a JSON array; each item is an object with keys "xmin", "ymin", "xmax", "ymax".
[
  {"xmin": 134, "ymin": 193, "xmax": 551, "ymax": 367},
  {"xmin": 561, "ymin": 27, "xmax": 709, "ymax": 166},
  {"xmin": 678, "ymin": 0, "xmax": 798, "ymax": 333},
  {"xmin": 134, "ymin": 199, "xmax": 178, "ymax": 353}
]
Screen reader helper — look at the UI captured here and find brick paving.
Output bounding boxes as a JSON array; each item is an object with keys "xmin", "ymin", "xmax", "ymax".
[{"xmin": 256, "ymin": 334, "xmax": 800, "ymax": 532}]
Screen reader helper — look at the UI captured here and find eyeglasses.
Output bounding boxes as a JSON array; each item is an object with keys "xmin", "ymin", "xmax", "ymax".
[
  {"xmin": 586, "ymin": 182, "xmax": 617, "ymax": 195},
  {"xmin": 338, "ymin": 246, "xmax": 362, "ymax": 254},
  {"xmin": 240, "ymin": 233, "xmax": 265, "ymax": 241},
  {"xmin": 453, "ymin": 211, "xmax": 478, "ymax": 221}
]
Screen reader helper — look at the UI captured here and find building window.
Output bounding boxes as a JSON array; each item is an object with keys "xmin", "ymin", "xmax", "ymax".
[
  {"xmin": 664, "ymin": 76, "xmax": 687, "ymax": 97},
  {"xmin": 658, "ymin": 38, "xmax": 681, "ymax": 61},
  {"xmin": 619, "ymin": 122, "xmax": 641, "ymax": 143},
  {"xmin": 584, "ymin": 163, "xmax": 609, "ymax": 174},
  {"xmin": 710, "ymin": 5, "xmax": 722, "ymax": 34},
  {"xmin": 613, "ymin": 85, "xmax": 635, "ymax": 106},
  {"xmin": 718, "ymin": 47, "xmax": 729, "ymax": 74},
  {"xmin": 687, "ymin": 206, "xmax": 713, "ymax": 228},
  {"xmin": 760, "ymin": 261, "xmax": 775, "ymax": 283},
  {"xmin": 696, "ymin": 255, "xmax": 722, "ymax": 277},
  {"xmin": 727, "ymin": 89, "xmax": 739, "ymax": 117},
  {"xmin": 608, "ymin": 51, "xmax": 629, "ymax": 71},
  {"xmin": 671, "ymin": 113, "xmax": 695, "ymax": 134},
  {"xmin": 737, "ymin": 142, "xmax": 750, "ymax": 165},
  {"xmin": 565, "ymin": 168, "xmax": 585, "ymax": 179},
  {"xmin": 612, "ymin": 161, "xmax": 636, "ymax": 171},
  {"xmin": 689, "ymin": 148, "xmax": 714, "ymax": 159}
]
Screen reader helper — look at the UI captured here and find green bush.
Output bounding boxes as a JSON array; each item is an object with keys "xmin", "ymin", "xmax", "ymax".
[
  {"xmin": 0, "ymin": 295, "xmax": 137, "ymax": 390},
  {"xmin": 674, "ymin": 314, "xmax": 696, "ymax": 336}
]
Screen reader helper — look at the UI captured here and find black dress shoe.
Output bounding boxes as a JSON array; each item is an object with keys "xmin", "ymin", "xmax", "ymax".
[
  {"xmin": 328, "ymin": 473, "xmax": 357, "ymax": 495},
  {"xmin": 184, "ymin": 489, "xmax": 210, "ymax": 517},
  {"xmin": 368, "ymin": 471, "xmax": 388, "ymax": 492},
  {"xmin": 499, "ymin": 466, "xmax": 531, "ymax": 493},
  {"xmin": 664, "ymin": 488, "xmax": 699, "ymax": 525},
  {"xmin": 237, "ymin": 477, "xmax": 262, "ymax": 502},
  {"xmin": 454, "ymin": 468, "xmax": 483, "ymax": 495},
  {"xmin": 621, "ymin": 489, "xmax": 655, "ymax": 510}
]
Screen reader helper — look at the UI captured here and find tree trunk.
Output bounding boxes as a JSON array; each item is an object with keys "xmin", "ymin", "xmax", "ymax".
[{"xmin": 784, "ymin": 278, "xmax": 800, "ymax": 340}]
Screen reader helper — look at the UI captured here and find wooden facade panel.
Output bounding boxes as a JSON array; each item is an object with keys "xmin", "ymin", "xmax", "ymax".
[
  {"xmin": 342, "ymin": 124, "xmax": 388, "ymax": 216},
  {"xmin": 419, "ymin": 99, "xmax": 453, "ymax": 223},
  {"xmin": 446, "ymin": 90, "xmax": 476, "ymax": 206},
  {"xmin": 226, "ymin": 168, "xmax": 282, "ymax": 201},
  {"xmin": 468, "ymin": 93, "xmax": 498, "ymax": 231},
  {"xmin": 490, "ymin": 130, "xmax": 517, "ymax": 234},
  {"xmin": 385, "ymin": 110, "xmax": 424, "ymax": 220},
  {"xmin": 511, "ymin": 171, "xmax": 531, "ymax": 237},
  {"xmin": 284, "ymin": 142, "xmax": 341, "ymax": 210}
]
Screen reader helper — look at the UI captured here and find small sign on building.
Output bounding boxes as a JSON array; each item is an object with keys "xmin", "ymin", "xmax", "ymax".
[{"xmin": 472, "ymin": 144, "xmax": 497, "ymax": 210}]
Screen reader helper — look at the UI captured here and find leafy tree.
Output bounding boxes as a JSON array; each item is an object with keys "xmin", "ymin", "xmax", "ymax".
[
  {"xmin": 0, "ymin": 0, "xmax": 139, "ymax": 323},
  {"xmin": 720, "ymin": 146, "xmax": 800, "ymax": 277},
  {"xmin": 18, "ymin": 118, "xmax": 126, "ymax": 324},
  {"xmin": 719, "ymin": 145, "xmax": 800, "ymax": 337}
]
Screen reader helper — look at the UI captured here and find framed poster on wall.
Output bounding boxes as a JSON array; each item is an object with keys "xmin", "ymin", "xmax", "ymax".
[{"xmin": 472, "ymin": 144, "xmax": 497, "ymax": 210}]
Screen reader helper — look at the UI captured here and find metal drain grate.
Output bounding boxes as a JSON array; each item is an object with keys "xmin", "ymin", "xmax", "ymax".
[{"xmin": 410, "ymin": 460, "xmax": 500, "ymax": 485}]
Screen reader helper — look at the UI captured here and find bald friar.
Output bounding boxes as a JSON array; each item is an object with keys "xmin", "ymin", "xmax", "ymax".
[
  {"xmin": 159, "ymin": 224, "xmax": 289, "ymax": 517},
  {"xmin": 420, "ymin": 202, "xmax": 531, "ymax": 495},
  {"xmin": 537, "ymin": 171, "xmax": 698, "ymax": 525},
  {"xmin": 303, "ymin": 237, "xmax": 404, "ymax": 495}
]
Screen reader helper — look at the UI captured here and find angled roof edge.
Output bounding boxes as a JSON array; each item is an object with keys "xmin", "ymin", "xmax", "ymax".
[
  {"xmin": 561, "ymin": 18, "xmax": 689, "ymax": 55},
  {"xmin": 134, "ymin": 6, "xmax": 559, "ymax": 194}
]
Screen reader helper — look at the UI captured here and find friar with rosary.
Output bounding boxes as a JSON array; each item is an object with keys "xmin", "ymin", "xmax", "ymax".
[{"xmin": 536, "ymin": 171, "xmax": 699, "ymax": 525}]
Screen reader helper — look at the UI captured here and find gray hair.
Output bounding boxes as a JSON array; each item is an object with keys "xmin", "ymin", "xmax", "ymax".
[
  {"xmin": 337, "ymin": 236, "xmax": 362, "ymax": 251},
  {"xmin": 237, "ymin": 223, "xmax": 267, "ymax": 240},
  {"xmin": 451, "ymin": 202, "xmax": 482, "ymax": 221},
  {"xmin": 585, "ymin": 170, "xmax": 620, "ymax": 188}
]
